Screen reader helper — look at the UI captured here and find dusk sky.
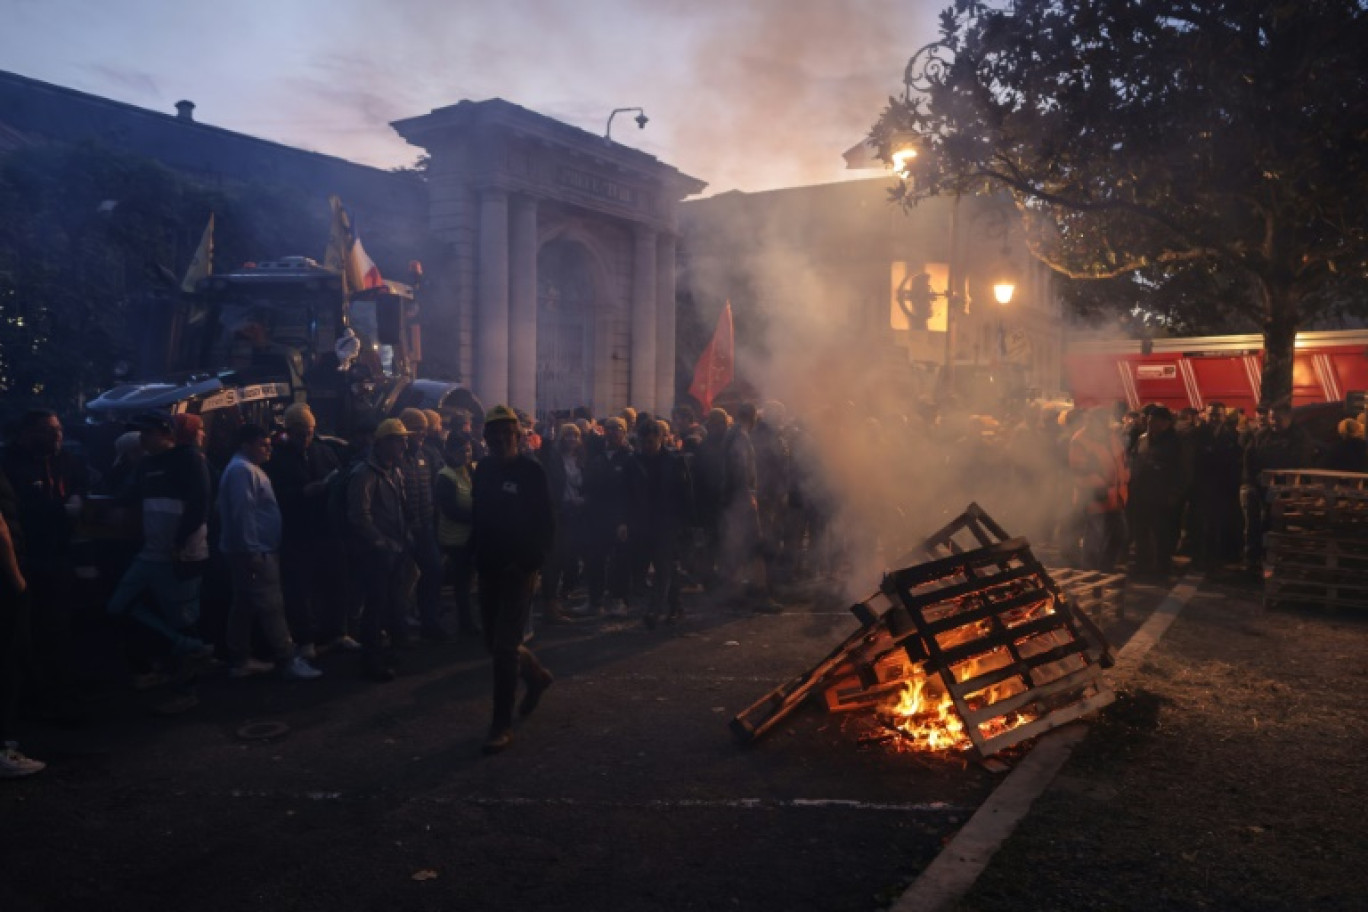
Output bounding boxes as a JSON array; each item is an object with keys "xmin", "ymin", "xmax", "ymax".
[{"xmin": 3, "ymin": 0, "xmax": 943, "ymax": 196}]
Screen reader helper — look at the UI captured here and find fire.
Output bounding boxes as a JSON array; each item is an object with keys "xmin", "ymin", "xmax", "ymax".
[{"xmin": 884, "ymin": 673, "xmax": 968, "ymax": 752}]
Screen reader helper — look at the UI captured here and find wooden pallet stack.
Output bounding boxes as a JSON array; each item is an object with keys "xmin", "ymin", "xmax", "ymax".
[
  {"xmin": 1263, "ymin": 468, "xmax": 1368, "ymax": 610},
  {"xmin": 730, "ymin": 504, "xmax": 1115, "ymax": 759}
]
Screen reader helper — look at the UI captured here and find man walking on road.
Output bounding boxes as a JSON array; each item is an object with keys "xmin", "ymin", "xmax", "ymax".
[{"xmin": 471, "ymin": 405, "xmax": 555, "ymax": 755}]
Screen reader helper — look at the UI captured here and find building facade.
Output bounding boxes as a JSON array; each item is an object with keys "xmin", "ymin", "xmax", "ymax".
[
  {"xmin": 679, "ymin": 178, "xmax": 1064, "ymax": 402},
  {"xmin": 392, "ymin": 100, "xmax": 704, "ymax": 416}
]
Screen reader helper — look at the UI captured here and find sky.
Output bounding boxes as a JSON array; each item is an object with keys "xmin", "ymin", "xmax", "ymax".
[{"xmin": 2, "ymin": 0, "xmax": 944, "ymax": 196}]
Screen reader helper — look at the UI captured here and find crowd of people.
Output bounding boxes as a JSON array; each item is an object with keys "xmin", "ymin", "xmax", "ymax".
[
  {"xmin": 0, "ymin": 396, "xmax": 829, "ymax": 771},
  {"xmin": 1, "ymin": 390, "xmax": 1355, "ymax": 772}
]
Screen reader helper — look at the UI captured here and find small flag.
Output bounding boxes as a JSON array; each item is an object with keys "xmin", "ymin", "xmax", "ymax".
[
  {"xmin": 351, "ymin": 236, "xmax": 384, "ymax": 290},
  {"xmin": 180, "ymin": 213, "xmax": 214, "ymax": 293},
  {"xmin": 689, "ymin": 302, "xmax": 734, "ymax": 413}
]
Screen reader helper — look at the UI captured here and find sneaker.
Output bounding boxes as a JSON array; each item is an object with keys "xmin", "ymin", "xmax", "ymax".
[
  {"xmin": 280, "ymin": 656, "xmax": 323, "ymax": 681},
  {"xmin": 228, "ymin": 658, "xmax": 276, "ymax": 679},
  {"xmin": 297, "ymin": 643, "xmax": 318, "ymax": 662},
  {"xmin": 0, "ymin": 742, "xmax": 45, "ymax": 778},
  {"xmin": 482, "ymin": 728, "xmax": 513, "ymax": 755},
  {"xmin": 519, "ymin": 671, "xmax": 553, "ymax": 719}
]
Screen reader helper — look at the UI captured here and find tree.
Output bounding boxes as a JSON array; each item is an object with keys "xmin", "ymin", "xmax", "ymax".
[{"xmin": 871, "ymin": 0, "xmax": 1368, "ymax": 406}]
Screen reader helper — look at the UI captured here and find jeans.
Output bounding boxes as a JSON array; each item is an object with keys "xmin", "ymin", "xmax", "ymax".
[
  {"xmin": 225, "ymin": 552, "xmax": 294, "ymax": 664},
  {"xmin": 107, "ymin": 558, "xmax": 204, "ymax": 652}
]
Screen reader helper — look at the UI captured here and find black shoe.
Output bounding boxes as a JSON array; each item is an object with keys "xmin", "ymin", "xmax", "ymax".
[
  {"xmin": 643, "ymin": 612, "xmax": 658, "ymax": 630},
  {"xmin": 752, "ymin": 598, "xmax": 785, "ymax": 615},
  {"xmin": 361, "ymin": 663, "xmax": 396, "ymax": 683},
  {"xmin": 518, "ymin": 672, "xmax": 553, "ymax": 719},
  {"xmin": 483, "ymin": 729, "xmax": 513, "ymax": 755}
]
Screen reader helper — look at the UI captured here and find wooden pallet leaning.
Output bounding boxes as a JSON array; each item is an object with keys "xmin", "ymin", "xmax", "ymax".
[
  {"xmin": 1049, "ymin": 568, "xmax": 1128, "ymax": 622},
  {"xmin": 731, "ymin": 503, "xmax": 1014, "ymax": 744},
  {"xmin": 881, "ymin": 539, "xmax": 1115, "ymax": 759}
]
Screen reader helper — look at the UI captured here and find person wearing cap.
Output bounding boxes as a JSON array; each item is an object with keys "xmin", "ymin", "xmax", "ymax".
[
  {"xmin": 397, "ymin": 407, "xmax": 446, "ymax": 640},
  {"xmin": 471, "ymin": 405, "xmax": 555, "ymax": 755},
  {"xmin": 346, "ymin": 417, "xmax": 412, "ymax": 681},
  {"xmin": 217, "ymin": 424, "xmax": 322, "ymax": 681},
  {"xmin": 435, "ymin": 432, "xmax": 479, "ymax": 638},
  {"xmin": 265, "ymin": 403, "xmax": 344, "ymax": 660},
  {"xmin": 1128, "ymin": 405, "xmax": 1189, "ymax": 577}
]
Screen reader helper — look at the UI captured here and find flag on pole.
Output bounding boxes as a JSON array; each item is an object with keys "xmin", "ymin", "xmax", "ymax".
[
  {"xmin": 351, "ymin": 236, "xmax": 384, "ymax": 290},
  {"xmin": 689, "ymin": 302, "xmax": 734, "ymax": 413},
  {"xmin": 180, "ymin": 213, "xmax": 214, "ymax": 293},
  {"xmin": 325, "ymin": 195, "xmax": 384, "ymax": 292},
  {"xmin": 325, "ymin": 195, "xmax": 359, "ymax": 293}
]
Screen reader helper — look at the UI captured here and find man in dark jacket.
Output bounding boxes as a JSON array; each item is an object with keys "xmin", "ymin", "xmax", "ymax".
[
  {"xmin": 583, "ymin": 416, "xmax": 644, "ymax": 616},
  {"xmin": 266, "ymin": 404, "xmax": 343, "ymax": 658},
  {"xmin": 633, "ymin": 419, "xmax": 694, "ymax": 628},
  {"xmin": 398, "ymin": 408, "xmax": 446, "ymax": 640},
  {"xmin": 471, "ymin": 405, "xmax": 555, "ymax": 755},
  {"xmin": 1128, "ymin": 406, "xmax": 1190, "ymax": 577},
  {"xmin": 346, "ymin": 418, "xmax": 411, "ymax": 681}
]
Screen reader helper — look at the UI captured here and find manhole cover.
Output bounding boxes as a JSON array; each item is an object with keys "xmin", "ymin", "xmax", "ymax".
[{"xmin": 236, "ymin": 721, "xmax": 290, "ymax": 741}]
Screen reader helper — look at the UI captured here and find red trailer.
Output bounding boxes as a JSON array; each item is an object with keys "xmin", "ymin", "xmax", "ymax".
[{"xmin": 1064, "ymin": 330, "xmax": 1368, "ymax": 413}]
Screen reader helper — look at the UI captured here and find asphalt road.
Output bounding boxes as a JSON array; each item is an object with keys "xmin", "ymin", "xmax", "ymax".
[{"xmin": 0, "ymin": 580, "xmax": 1155, "ymax": 912}]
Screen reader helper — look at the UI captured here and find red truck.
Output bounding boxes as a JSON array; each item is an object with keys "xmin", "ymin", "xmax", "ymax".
[{"xmin": 1064, "ymin": 329, "xmax": 1368, "ymax": 414}]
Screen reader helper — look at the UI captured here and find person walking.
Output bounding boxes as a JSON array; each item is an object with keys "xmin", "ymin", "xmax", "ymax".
[
  {"xmin": 471, "ymin": 405, "xmax": 555, "ymax": 755},
  {"xmin": 217, "ymin": 424, "xmax": 321, "ymax": 681},
  {"xmin": 105, "ymin": 412, "xmax": 213, "ymax": 713}
]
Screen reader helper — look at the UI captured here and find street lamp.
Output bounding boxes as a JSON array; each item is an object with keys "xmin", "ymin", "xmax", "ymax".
[{"xmin": 605, "ymin": 107, "xmax": 648, "ymax": 144}]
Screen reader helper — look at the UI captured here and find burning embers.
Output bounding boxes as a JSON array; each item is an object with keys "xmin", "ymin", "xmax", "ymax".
[{"xmin": 732, "ymin": 504, "xmax": 1115, "ymax": 759}]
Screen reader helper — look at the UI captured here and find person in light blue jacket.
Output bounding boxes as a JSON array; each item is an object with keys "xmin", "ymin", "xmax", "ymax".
[{"xmin": 217, "ymin": 424, "xmax": 321, "ymax": 682}]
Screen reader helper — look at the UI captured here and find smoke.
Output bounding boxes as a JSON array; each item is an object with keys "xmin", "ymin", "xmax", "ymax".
[{"xmin": 684, "ymin": 183, "xmax": 1110, "ymax": 596}]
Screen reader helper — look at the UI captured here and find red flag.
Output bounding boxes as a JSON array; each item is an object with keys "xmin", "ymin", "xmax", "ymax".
[{"xmin": 689, "ymin": 302, "xmax": 734, "ymax": 413}]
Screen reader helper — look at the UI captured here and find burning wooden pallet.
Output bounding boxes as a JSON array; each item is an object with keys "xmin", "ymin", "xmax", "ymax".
[
  {"xmin": 1262, "ymin": 470, "xmax": 1368, "ymax": 611},
  {"xmin": 731, "ymin": 506, "xmax": 1115, "ymax": 758}
]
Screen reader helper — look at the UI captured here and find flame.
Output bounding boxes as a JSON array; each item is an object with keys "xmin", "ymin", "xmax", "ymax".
[{"xmin": 884, "ymin": 673, "xmax": 968, "ymax": 752}]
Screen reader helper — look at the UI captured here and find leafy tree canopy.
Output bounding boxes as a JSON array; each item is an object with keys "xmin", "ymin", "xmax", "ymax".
[{"xmin": 872, "ymin": 0, "xmax": 1368, "ymax": 405}]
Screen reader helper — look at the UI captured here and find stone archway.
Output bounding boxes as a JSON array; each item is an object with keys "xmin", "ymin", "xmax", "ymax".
[{"xmin": 536, "ymin": 238, "xmax": 597, "ymax": 414}]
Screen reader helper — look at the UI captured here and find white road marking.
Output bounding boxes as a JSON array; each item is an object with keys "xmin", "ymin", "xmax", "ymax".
[{"xmin": 891, "ymin": 572, "xmax": 1203, "ymax": 912}]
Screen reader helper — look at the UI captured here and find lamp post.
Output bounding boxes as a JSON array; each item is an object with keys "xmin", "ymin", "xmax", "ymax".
[{"xmin": 605, "ymin": 107, "xmax": 648, "ymax": 144}]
